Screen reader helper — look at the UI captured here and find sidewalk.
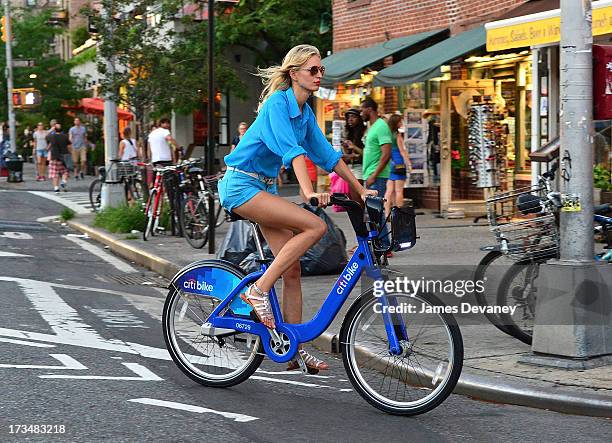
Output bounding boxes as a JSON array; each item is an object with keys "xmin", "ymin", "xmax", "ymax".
[{"xmin": 62, "ymin": 192, "xmax": 611, "ymax": 418}]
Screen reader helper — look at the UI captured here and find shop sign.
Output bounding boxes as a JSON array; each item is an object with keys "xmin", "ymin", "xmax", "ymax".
[{"xmin": 486, "ymin": 5, "xmax": 612, "ymax": 51}]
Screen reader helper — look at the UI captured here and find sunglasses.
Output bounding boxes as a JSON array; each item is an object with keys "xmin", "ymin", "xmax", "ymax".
[{"xmin": 299, "ymin": 65, "xmax": 326, "ymax": 76}]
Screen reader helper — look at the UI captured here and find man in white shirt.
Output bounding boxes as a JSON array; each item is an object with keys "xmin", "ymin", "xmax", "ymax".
[{"xmin": 147, "ymin": 118, "xmax": 179, "ymax": 166}]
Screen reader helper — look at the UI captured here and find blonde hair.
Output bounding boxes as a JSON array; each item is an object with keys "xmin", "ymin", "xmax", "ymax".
[{"xmin": 256, "ymin": 44, "xmax": 321, "ymax": 111}]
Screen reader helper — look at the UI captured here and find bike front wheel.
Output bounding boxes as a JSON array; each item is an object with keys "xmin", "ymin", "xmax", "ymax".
[
  {"xmin": 162, "ymin": 262, "xmax": 263, "ymax": 387},
  {"xmin": 341, "ymin": 291, "xmax": 463, "ymax": 416},
  {"xmin": 496, "ymin": 260, "xmax": 542, "ymax": 345},
  {"xmin": 89, "ymin": 178, "xmax": 103, "ymax": 212},
  {"xmin": 143, "ymin": 189, "xmax": 158, "ymax": 241}
]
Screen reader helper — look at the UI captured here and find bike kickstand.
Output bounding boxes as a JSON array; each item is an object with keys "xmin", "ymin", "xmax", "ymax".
[{"xmin": 295, "ymin": 350, "xmax": 308, "ymax": 374}]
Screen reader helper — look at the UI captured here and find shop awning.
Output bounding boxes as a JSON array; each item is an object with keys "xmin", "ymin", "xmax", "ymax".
[
  {"xmin": 66, "ymin": 97, "xmax": 134, "ymax": 121},
  {"xmin": 373, "ymin": 26, "xmax": 486, "ymax": 87},
  {"xmin": 321, "ymin": 29, "xmax": 447, "ymax": 87},
  {"xmin": 486, "ymin": 0, "xmax": 612, "ymax": 51}
]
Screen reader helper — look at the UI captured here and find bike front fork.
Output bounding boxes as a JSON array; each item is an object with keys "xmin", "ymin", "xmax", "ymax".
[{"xmin": 377, "ymin": 293, "xmax": 409, "ymax": 356}]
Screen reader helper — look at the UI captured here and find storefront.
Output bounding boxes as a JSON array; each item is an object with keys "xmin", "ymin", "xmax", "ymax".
[{"xmin": 486, "ymin": 0, "xmax": 612, "ymax": 201}]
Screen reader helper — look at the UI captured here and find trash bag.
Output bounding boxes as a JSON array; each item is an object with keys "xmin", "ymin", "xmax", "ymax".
[
  {"xmin": 299, "ymin": 203, "xmax": 348, "ymax": 275},
  {"xmin": 216, "ymin": 220, "xmax": 256, "ymax": 265},
  {"xmin": 216, "ymin": 204, "xmax": 348, "ymax": 276}
]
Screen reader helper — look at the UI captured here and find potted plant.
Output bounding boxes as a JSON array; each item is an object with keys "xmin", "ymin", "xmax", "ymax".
[{"xmin": 594, "ymin": 165, "xmax": 612, "ymax": 204}]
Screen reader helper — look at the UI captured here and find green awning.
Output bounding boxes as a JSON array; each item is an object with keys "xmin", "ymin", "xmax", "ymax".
[
  {"xmin": 373, "ymin": 26, "xmax": 486, "ymax": 87},
  {"xmin": 321, "ymin": 29, "xmax": 447, "ymax": 87}
]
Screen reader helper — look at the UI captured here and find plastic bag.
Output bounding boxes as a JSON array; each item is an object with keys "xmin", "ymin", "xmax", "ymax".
[
  {"xmin": 329, "ymin": 172, "xmax": 350, "ymax": 212},
  {"xmin": 217, "ymin": 204, "xmax": 348, "ymax": 276}
]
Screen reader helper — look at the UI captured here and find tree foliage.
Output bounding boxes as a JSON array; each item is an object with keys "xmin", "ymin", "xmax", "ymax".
[
  {"xmin": 0, "ymin": 8, "xmax": 86, "ymax": 126},
  {"xmin": 216, "ymin": 0, "xmax": 333, "ymax": 66}
]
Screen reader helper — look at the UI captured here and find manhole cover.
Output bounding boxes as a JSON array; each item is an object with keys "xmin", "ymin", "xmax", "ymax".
[{"xmin": 105, "ymin": 273, "xmax": 169, "ymax": 288}]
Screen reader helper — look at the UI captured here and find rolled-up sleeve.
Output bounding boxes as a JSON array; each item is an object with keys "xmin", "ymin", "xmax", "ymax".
[
  {"xmin": 303, "ymin": 114, "xmax": 342, "ymax": 172},
  {"xmin": 260, "ymin": 100, "xmax": 307, "ymax": 169}
]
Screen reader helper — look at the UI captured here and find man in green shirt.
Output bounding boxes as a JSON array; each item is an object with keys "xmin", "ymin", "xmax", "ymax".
[
  {"xmin": 361, "ymin": 97, "xmax": 392, "ymax": 188},
  {"xmin": 361, "ymin": 96, "xmax": 392, "ymax": 250}
]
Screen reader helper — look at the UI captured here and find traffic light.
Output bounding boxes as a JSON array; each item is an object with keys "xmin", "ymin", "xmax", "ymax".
[{"xmin": 11, "ymin": 88, "xmax": 41, "ymax": 108}]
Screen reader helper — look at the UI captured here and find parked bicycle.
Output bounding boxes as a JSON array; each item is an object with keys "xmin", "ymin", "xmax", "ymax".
[
  {"xmin": 143, "ymin": 164, "xmax": 181, "ymax": 240},
  {"xmin": 180, "ymin": 168, "xmax": 226, "ymax": 249},
  {"xmin": 477, "ymin": 162, "xmax": 612, "ymax": 344},
  {"xmin": 89, "ymin": 159, "xmax": 144, "ymax": 212},
  {"xmin": 162, "ymin": 194, "xmax": 463, "ymax": 416}
]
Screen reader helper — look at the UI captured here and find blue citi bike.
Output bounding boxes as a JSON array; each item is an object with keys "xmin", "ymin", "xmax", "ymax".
[{"xmin": 162, "ymin": 195, "xmax": 463, "ymax": 416}]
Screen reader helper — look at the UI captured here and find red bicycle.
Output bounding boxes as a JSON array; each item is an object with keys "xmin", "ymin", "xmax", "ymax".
[{"xmin": 143, "ymin": 165, "xmax": 179, "ymax": 241}]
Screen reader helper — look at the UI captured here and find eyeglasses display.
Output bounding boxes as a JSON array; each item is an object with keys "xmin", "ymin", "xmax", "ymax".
[{"xmin": 467, "ymin": 97, "xmax": 508, "ymax": 188}]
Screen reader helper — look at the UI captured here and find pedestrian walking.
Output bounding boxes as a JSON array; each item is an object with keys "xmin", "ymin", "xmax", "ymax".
[
  {"xmin": 147, "ymin": 118, "xmax": 179, "ymax": 167},
  {"xmin": 46, "ymin": 123, "xmax": 72, "ymax": 193},
  {"xmin": 230, "ymin": 122, "xmax": 249, "ymax": 152},
  {"xmin": 118, "ymin": 127, "xmax": 138, "ymax": 163},
  {"xmin": 384, "ymin": 114, "xmax": 412, "ymax": 216},
  {"xmin": 361, "ymin": 96, "xmax": 392, "ymax": 252},
  {"xmin": 32, "ymin": 122, "xmax": 48, "ymax": 181},
  {"xmin": 69, "ymin": 118, "xmax": 88, "ymax": 180},
  {"xmin": 342, "ymin": 108, "xmax": 365, "ymax": 180}
]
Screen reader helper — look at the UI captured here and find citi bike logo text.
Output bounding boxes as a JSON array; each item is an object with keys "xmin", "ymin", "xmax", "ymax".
[
  {"xmin": 183, "ymin": 279, "xmax": 214, "ymax": 292},
  {"xmin": 337, "ymin": 262, "xmax": 359, "ymax": 295}
]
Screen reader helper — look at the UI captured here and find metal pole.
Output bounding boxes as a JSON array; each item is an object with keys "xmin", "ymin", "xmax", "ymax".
[
  {"xmin": 100, "ymin": 0, "xmax": 124, "ymax": 209},
  {"xmin": 559, "ymin": 0, "xmax": 594, "ymax": 262},
  {"xmin": 207, "ymin": 0, "xmax": 215, "ymax": 254},
  {"xmin": 3, "ymin": 0, "xmax": 17, "ymax": 153}
]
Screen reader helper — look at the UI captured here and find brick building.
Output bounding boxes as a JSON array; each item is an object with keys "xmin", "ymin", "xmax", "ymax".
[
  {"xmin": 332, "ymin": 0, "xmax": 528, "ymax": 52},
  {"xmin": 317, "ymin": 0, "xmax": 584, "ymax": 216}
]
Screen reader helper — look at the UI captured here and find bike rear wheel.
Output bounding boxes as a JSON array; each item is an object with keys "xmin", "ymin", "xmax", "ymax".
[
  {"xmin": 162, "ymin": 263, "xmax": 263, "ymax": 387},
  {"xmin": 341, "ymin": 291, "xmax": 463, "ymax": 416},
  {"xmin": 180, "ymin": 196, "xmax": 208, "ymax": 249},
  {"xmin": 89, "ymin": 178, "xmax": 103, "ymax": 212},
  {"xmin": 473, "ymin": 250, "xmax": 513, "ymax": 335}
]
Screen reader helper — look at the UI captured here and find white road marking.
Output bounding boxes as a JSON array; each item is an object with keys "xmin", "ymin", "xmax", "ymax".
[
  {"xmin": 0, "ymin": 251, "xmax": 32, "ymax": 258},
  {"xmin": 40, "ymin": 362, "xmax": 163, "ymax": 381},
  {"xmin": 250, "ymin": 375, "xmax": 348, "ymax": 391},
  {"xmin": 0, "ymin": 353, "xmax": 87, "ymax": 370},
  {"xmin": 62, "ymin": 235, "xmax": 137, "ymax": 273},
  {"xmin": 36, "ymin": 215, "xmax": 60, "ymax": 223},
  {"xmin": 0, "ymin": 337, "xmax": 55, "ymax": 347},
  {"xmin": 128, "ymin": 398, "xmax": 259, "ymax": 423},
  {"xmin": 28, "ymin": 191, "xmax": 91, "ymax": 215},
  {"xmin": 0, "ymin": 232, "xmax": 33, "ymax": 240}
]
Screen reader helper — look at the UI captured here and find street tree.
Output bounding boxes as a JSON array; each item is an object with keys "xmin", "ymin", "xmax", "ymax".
[
  {"xmin": 0, "ymin": 8, "xmax": 86, "ymax": 129},
  {"xmin": 88, "ymin": 0, "xmax": 243, "ymax": 143},
  {"xmin": 215, "ymin": 0, "xmax": 333, "ymax": 66}
]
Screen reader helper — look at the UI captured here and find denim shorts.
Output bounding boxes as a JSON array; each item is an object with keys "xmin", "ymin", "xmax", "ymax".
[
  {"xmin": 36, "ymin": 149, "xmax": 46, "ymax": 158},
  {"xmin": 218, "ymin": 168, "xmax": 278, "ymax": 214}
]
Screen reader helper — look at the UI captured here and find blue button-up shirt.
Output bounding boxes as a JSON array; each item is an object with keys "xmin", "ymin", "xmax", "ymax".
[{"xmin": 224, "ymin": 88, "xmax": 341, "ymax": 178}]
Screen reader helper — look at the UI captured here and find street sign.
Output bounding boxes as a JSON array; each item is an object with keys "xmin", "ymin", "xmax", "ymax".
[{"xmin": 12, "ymin": 59, "xmax": 35, "ymax": 68}]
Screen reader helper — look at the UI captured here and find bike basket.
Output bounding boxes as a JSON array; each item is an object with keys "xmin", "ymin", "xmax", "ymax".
[
  {"xmin": 390, "ymin": 206, "xmax": 417, "ymax": 251},
  {"xmin": 486, "ymin": 185, "xmax": 559, "ymax": 261},
  {"xmin": 117, "ymin": 162, "xmax": 136, "ymax": 179}
]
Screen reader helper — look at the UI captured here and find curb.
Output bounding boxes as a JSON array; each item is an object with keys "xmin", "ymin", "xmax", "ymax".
[
  {"xmin": 67, "ymin": 219, "xmax": 612, "ymax": 418},
  {"xmin": 312, "ymin": 333, "xmax": 612, "ymax": 418},
  {"xmin": 67, "ymin": 220, "xmax": 180, "ymax": 280}
]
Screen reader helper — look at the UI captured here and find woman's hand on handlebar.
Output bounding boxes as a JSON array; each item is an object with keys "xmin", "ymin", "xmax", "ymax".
[
  {"xmin": 306, "ymin": 192, "xmax": 331, "ymax": 208},
  {"xmin": 360, "ymin": 188, "xmax": 378, "ymax": 202}
]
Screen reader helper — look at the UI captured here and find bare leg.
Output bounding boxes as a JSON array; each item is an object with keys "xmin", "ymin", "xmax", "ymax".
[
  {"xmin": 395, "ymin": 179, "xmax": 406, "ymax": 207},
  {"xmin": 234, "ymin": 192, "xmax": 326, "ymax": 294},
  {"xmin": 384, "ymin": 179, "xmax": 394, "ymax": 216},
  {"xmin": 258, "ymin": 226, "xmax": 303, "ymax": 325}
]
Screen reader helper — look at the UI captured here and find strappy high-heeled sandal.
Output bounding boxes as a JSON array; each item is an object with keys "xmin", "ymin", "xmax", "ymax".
[
  {"xmin": 287, "ymin": 349, "xmax": 329, "ymax": 374},
  {"xmin": 240, "ymin": 283, "xmax": 275, "ymax": 329}
]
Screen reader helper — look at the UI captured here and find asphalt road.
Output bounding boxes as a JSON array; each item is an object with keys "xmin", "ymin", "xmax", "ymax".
[{"xmin": 0, "ymin": 190, "xmax": 610, "ymax": 442}]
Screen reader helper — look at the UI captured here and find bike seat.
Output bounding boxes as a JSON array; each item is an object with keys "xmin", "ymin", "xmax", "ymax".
[
  {"xmin": 594, "ymin": 203, "xmax": 611, "ymax": 216},
  {"xmin": 225, "ymin": 209, "xmax": 245, "ymax": 222}
]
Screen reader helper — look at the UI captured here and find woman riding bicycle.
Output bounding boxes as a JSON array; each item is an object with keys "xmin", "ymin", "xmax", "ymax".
[{"xmin": 218, "ymin": 44, "xmax": 376, "ymax": 371}]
